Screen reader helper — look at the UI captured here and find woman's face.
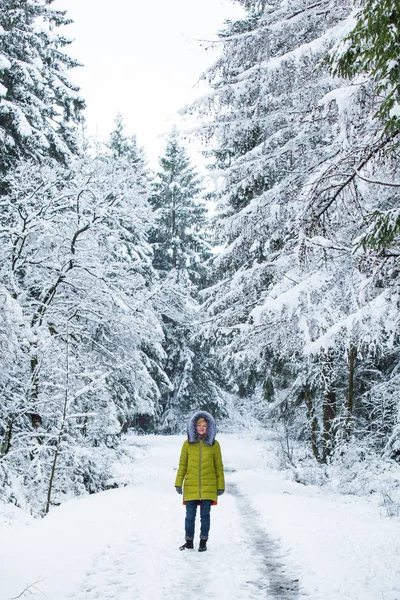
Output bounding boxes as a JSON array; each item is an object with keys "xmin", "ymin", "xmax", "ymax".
[{"xmin": 196, "ymin": 419, "xmax": 207, "ymax": 436}]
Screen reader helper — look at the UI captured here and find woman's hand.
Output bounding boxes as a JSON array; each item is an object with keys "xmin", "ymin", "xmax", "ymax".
[{"xmin": 175, "ymin": 486, "xmax": 183, "ymax": 494}]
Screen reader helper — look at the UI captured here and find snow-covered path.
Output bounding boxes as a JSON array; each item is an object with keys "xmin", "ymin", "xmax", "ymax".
[{"xmin": 1, "ymin": 433, "xmax": 400, "ymax": 600}]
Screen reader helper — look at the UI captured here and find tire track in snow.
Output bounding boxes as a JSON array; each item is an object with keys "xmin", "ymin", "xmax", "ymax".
[
  {"xmin": 228, "ymin": 480, "xmax": 302, "ymax": 599},
  {"xmin": 204, "ymin": 492, "xmax": 282, "ymax": 600}
]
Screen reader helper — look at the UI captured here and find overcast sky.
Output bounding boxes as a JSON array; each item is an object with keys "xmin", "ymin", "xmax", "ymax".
[{"xmin": 53, "ymin": 0, "xmax": 244, "ymax": 166}]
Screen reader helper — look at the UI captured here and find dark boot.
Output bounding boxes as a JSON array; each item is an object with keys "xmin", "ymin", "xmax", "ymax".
[
  {"xmin": 179, "ymin": 539, "xmax": 194, "ymax": 551},
  {"xmin": 198, "ymin": 538, "xmax": 207, "ymax": 552}
]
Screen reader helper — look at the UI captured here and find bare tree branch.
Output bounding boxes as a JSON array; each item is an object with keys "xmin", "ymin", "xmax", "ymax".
[
  {"xmin": 9, "ymin": 577, "xmax": 46, "ymax": 599},
  {"xmin": 354, "ymin": 169, "xmax": 400, "ymax": 188}
]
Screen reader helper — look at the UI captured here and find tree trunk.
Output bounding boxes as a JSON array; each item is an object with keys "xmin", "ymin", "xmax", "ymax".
[
  {"xmin": 304, "ymin": 386, "xmax": 321, "ymax": 462},
  {"xmin": 45, "ymin": 321, "xmax": 70, "ymax": 514},
  {"xmin": 45, "ymin": 442, "xmax": 61, "ymax": 514},
  {"xmin": 171, "ymin": 189, "xmax": 177, "ymax": 268},
  {"xmin": 322, "ymin": 390, "xmax": 336, "ymax": 462},
  {"xmin": 344, "ymin": 344, "xmax": 357, "ymax": 436},
  {"xmin": 1, "ymin": 417, "xmax": 13, "ymax": 456},
  {"xmin": 29, "ymin": 352, "xmax": 42, "ymax": 428}
]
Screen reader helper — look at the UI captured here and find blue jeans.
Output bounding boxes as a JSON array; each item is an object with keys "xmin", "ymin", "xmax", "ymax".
[{"xmin": 185, "ymin": 500, "xmax": 212, "ymax": 540}]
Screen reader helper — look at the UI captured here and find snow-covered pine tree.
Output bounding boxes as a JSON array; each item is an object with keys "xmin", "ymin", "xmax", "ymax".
[
  {"xmin": 149, "ymin": 129, "xmax": 228, "ymax": 430},
  {"xmin": 0, "ymin": 0, "xmax": 85, "ymax": 173},
  {"xmin": 301, "ymin": 0, "xmax": 400, "ymax": 459},
  {"xmin": 150, "ymin": 127, "xmax": 209, "ymax": 279},
  {"xmin": 106, "ymin": 115, "xmax": 171, "ymax": 432},
  {"xmin": 108, "ymin": 113, "xmax": 147, "ymax": 175},
  {"xmin": 190, "ymin": 0, "xmax": 400, "ymax": 462},
  {"xmin": 187, "ymin": 0, "xmax": 374, "ymax": 459}
]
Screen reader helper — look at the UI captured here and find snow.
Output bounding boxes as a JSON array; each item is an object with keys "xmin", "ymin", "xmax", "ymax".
[
  {"xmin": 0, "ymin": 53, "xmax": 11, "ymax": 70},
  {"xmin": 250, "ymin": 271, "xmax": 328, "ymax": 324},
  {"xmin": 308, "ymin": 290, "xmax": 399, "ymax": 355},
  {"xmin": 1, "ymin": 433, "xmax": 400, "ymax": 600},
  {"xmin": 0, "ymin": 101, "xmax": 33, "ymax": 138},
  {"xmin": 390, "ymin": 104, "xmax": 400, "ymax": 117},
  {"xmin": 318, "ymin": 85, "xmax": 360, "ymax": 114}
]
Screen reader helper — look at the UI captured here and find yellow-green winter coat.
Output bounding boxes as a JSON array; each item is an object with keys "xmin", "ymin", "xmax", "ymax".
[{"xmin": 174, "ymin": 411, "xmax": 225, "ymax": 503}]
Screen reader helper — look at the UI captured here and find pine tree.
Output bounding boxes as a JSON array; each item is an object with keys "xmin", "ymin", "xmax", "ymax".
[
  {"xmin": 108, "ymin": 113, "xmax": 146, "ymax": 169},
  {"xmin": 188, "ymin": 0, "xmax": 383, "ymax": 458},
  {"xmin": 149, "ymin": 130, "xmax": 228, "ymax": 429},
  {"xmin": 0, "ymin": 0, "xmax": 85, "ymax": 172},
  {"xmin": 303, "ymin": 0, "xmax": 400, "ymax": 459},
  {"xmin": 150, "ymin": 128, "xmax": 209, "ymax": 281},
  {"xmin": 107, "ymin": 113, "xmax": 151, "ymax": 207},
  {"xmin": 191, "ymin": 1, "xmax": 350, "ymax": 375},
  {"xmin": 190, "ymin": 0, "xmax": 400, "ymax": 462}
]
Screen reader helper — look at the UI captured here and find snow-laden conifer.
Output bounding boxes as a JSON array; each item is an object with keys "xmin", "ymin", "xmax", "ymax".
[
  {"xmin": 0, "ymin": 0, "xmax": 84, "ymax": 172},
  {"xmin": 194, "ymin": 0, "xmax": 400, "ymax": 462},
  {"xmin": 185, "ymin": 0, "xmax": 397, "ymax": 461},
  {"xmin": 149, "ymin": 129, "xmax": 228, "ymax": 429},
  {"xmin": 150, "ymin": 127, "xmax": 209, "ymax": 278}
]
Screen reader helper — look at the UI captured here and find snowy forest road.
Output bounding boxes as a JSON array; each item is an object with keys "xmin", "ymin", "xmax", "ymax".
[
  {"xmin": 65, "ymin": 435, "xmax": 303, "ymax": 600},
  {"xmin": 2, "ymin": 433, "xmax": 400, "ymax": 600},
  {"xmin": 2, "ymin": 434, "xmax": 303, "ymax": 600}
]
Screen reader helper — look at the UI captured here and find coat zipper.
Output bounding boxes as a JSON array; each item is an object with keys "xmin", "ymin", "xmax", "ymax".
[{"xmin": 199, "ymin": 440, "xmax": 202, "ymax": 500}]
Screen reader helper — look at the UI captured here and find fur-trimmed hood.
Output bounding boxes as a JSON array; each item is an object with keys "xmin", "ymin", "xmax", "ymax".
[{"xmin": 187, "ymin": 411, "xmax": 216, "ymax": 446}]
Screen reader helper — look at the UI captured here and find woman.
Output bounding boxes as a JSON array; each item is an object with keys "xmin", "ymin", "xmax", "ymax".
[{"xmin": 175, "ymin": 410, "xmax": 225, "ymax": 552}]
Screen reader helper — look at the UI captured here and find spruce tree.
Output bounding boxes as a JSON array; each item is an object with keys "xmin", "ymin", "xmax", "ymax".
[
  {"xmin": 150, "ymin": 128, "xmax": 209, "ymax": 281},
  {"xmin": 192, "ymin": 0, "xmax": 351, "ymax": 383},
  {"xmin": 189, "ymin": 0, "xmax": 372, "ymax": 457},
  {"xmin": 0, "ymin": 0, "xmax": 85, "ymax": 172},
  {"xmin": 106, "ymin": 114, "xmax": 167, "ymax": 431},
  {"xmin": 108, "ymin": 113, "xmax": 146, "ymax": 169},
  {"xmin": 107, "ymin": 113, "xmax": 150, "ymax": 195},
  {"xmin": 150, "ymin": 130, "xmax": 227, "ymax": 429},
  {"xmin": 190, "ymin": 0, "xmax": 400, "ymax": 461}
]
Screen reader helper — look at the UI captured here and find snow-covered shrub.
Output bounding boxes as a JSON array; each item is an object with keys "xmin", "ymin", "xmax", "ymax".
[
  {"xmin": 0, "ymin": 462, "xmax": 27, "ymax": 511},
  {"xmin": 290, "ymin": 437, "xmax": 400, "ymax": 517}
]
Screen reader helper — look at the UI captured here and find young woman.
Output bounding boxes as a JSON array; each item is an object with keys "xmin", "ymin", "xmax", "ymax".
[{"xmin": 175, "ymin": 410, "xmax": 225, "ymax": 552}]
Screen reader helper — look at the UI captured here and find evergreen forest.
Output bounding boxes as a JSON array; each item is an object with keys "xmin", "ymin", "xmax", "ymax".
[{"xmin": 1, "ymin": 0, "xmax": 400, "ymax": 515}]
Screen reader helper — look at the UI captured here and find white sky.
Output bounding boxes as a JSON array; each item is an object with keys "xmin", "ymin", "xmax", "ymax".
[{"xmin": 53, "ymin": 0, "xmax": 244, "ymax": 166}]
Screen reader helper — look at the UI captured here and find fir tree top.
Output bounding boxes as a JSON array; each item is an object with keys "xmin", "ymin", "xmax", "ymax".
[{"xmin": 150, "ymin": 128, "xmax": 209, "ymax": 281}]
